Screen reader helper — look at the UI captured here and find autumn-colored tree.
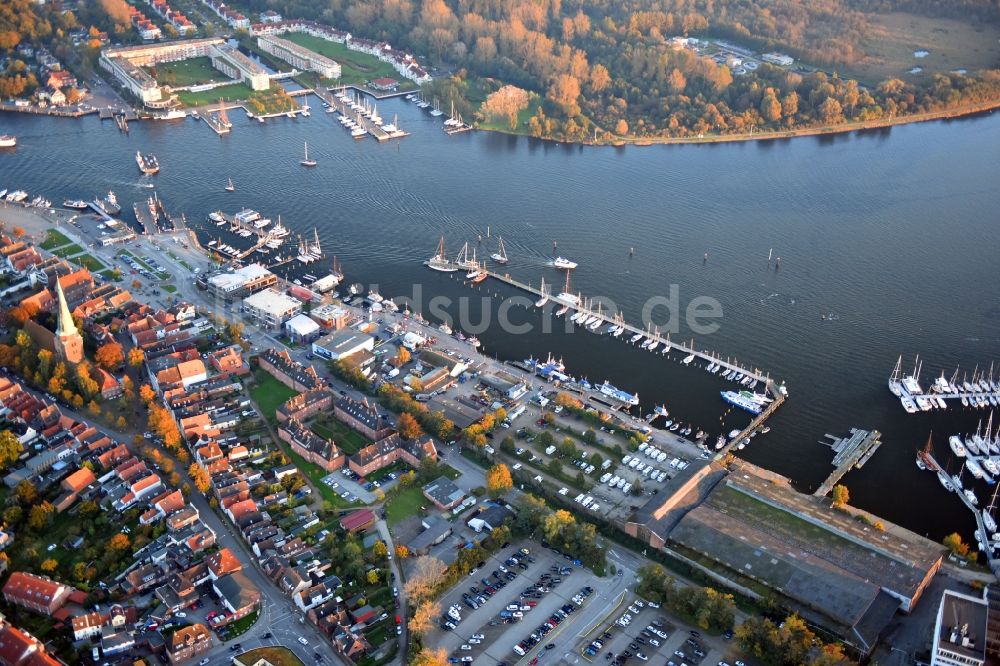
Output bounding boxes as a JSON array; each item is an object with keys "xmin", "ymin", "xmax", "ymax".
[
  {"xmin": 28, "ymin": 501, "xmax": 55, "ymax": 531},
  {"xmin": 15, "ymin": 480, "xmax": 37, "ymax": 505},
  {"xmin": 546, "ymin": 74, "xmax": 581, "ymax": 117},
  {"xmin": 189, "ymin": 463, "xmax": 211, "ymax": 494},
  {"xmin": 614, "ymin": 119, "xmax": 629, "ymax": 135},
  {"xmin": 94, "ymin": 342, "xmax": 124, "ymax": 370},
  {"xmin": 372, "ymin": 540, "xmax": 388, "ymax": 559},
  {"xmin": 486, "ymin": 463, "xmax": 513, "ymax": 498},
  {"xmin": 87, "ymin": 400, "xmax": 101, "ymax": 416},
  {"xmin": 128, "ymin": 348, "xmax": 145, "ymax": 367},
  {"xmin": 404, "ymin": 555, "xmax": 446, "ymax": 603},
  {"xmin": 116, "ymin": 416, "xmax": 127, "ymax": 429},
  {"xmin": 831, "ymin": 484, "xmax": 849, "ymax": 509},
  {"xmin": 139, "ymin": 383, "xmax": 156, "ymax": 404},
  {"xmin": 411, "ymin": 648, "xmax": 448, "ymax": 666},
  {"xmin": 366, "ymin": 569, "xmax": 380, "ymax": 585},
  {"xmin": 397, "ymin": 412, "xmax": 423, "ymax": 440},
  {"xmin": 409, "ymin": 599, "xmax": 440, "ymax": 637},
  {"xmin": 480, "ymin": 85, "xmax": 530, "ymax": 130},
  {"xmin": 542, "ymin": 509, "xmax": 575, "ymax": 543},
  {"xmin": 11, "ymin": 227, "xmax": 24, "ymax": 238},
  {"xmin": 0, "ymin": 430, "xmax": 23, "ymax": 470},
  {"xmin": 40, "ymin": 558, "xmax": 58, "ymax": 572},
  {"xmin": 943, "ymin": 532, "xmax": 970, "ymax": 557},
  {"xmin": 393, "ymin": 346, "xmax": 411, "ymax": 366},
  {"xmin": 108, "ymin": 533, "xmax": 130, "ymax": 552},
  {"xmin": 395, "ymin": 544, "xmax": 409, "ymax": 559}
]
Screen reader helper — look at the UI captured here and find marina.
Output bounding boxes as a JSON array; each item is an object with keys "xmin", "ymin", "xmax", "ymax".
[
  {"xmin": 314, "ymin": 86, "xmax": 408, "ymax": 142},
  {"xmin": 889, "ymin": 355, "xmax": 1000, "ymax": 412}
]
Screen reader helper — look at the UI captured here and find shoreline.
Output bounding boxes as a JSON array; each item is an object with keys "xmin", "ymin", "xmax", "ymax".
[{"xmin": 473, "ymin": 98, "xmax": 1000, "ymax": 147}]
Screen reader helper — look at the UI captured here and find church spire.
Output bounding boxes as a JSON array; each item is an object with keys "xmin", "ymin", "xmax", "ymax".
[{"xmin": 55, "ymin": 279, "xmax": 77, "ymax": 338}]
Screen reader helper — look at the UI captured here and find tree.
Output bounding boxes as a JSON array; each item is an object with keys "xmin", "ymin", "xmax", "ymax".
[
  {"xmin": 410, "ymin": 599, "xmax": 440, "ymax": 636},
  {"xmin": 40, "ymin": 558, "xmax": 58, "ymax": 572},
  {"xmin": 372, "ymin": 540, "xmax": 388, "ymax": 558},
  {"xmin": 109, "ymin": 533, "xmax": 130, "ymax": 552},
  {"xmin": 189, "ymin": 463, "xmax": 211, "ymax": 494},
  {"xmin": 11, "ymin": 227, "xmax": 24, "ymax": 238},
  {"xmin": 486, "ymin": 463, "xmax": 513, "ymax": 498},
  {"xmin": 397, "ymin": 412, "xmax": 423, "ymax": 440},
  {"xmin": 943, "ymin": 532, "xmax": 970, "ymax": 557},
  {"xmin": 15, "ymin": 480, "xmax": 37, "ymax": 505},
  {"xmin": 139, "ymin": 384, "xmax": 156, "ymax": 404},
  {"xmin": 128, "ymin": 347, "xmax": 145, "ymax": 367},
  {"xmin": 394, "ymin": 346, "xmax": 411, "ymax": 366},
  {"xmin": 412, "ymin": 648, "xmax": 449, "ymax": 666},
  {"xmin": 366, "ymin": 569, "xmax": 380, "ymax": 585},
  {"xmin": 28, "ymin": 501, "xmax": 55, "ymax": 531},
  {"xmin": 94, "ymin": 342, "xmax": 124, "ymax": 370},
  {"xmin": 614, "ymin": 119, "xmax": 629, "ymax": 135},
  {"xmin": 831, "ymin": 484, "xmax": 849, "ymax": 509},
  {"xmin": 542, "ymin": 509, "xmax": 575, "ymax": 543},
  {"xmin": 395, "ymin": 544, "xmax": 410, "ymax": 559},
  {"xmin": 480, "ymin": 85, "xmax": 530, "ymax": 130},
  {"xmin": 0, "ymin": 430, "xmax": 23, "ymax": 470},
  {"xmin": 630, "ymin": 479, "xmax": 643, "ymax": 496},
  {"xmin": 546, "ymin": 74, "xmax": 581, "ymax": 117},
  {"xmin": 404, "ymin": 555, "xmax": 446, "ymax": 603}
]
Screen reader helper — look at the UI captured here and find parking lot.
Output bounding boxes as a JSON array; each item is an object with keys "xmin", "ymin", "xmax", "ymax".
[
  {"xmin": 426, "ymin": 541, "xmax": 608, "ymax": 665},
  {"xmin": 579, "ymin": 597, "xmax": 746, "ymax": 666}
]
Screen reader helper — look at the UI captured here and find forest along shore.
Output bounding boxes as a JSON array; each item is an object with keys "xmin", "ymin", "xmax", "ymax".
[{"xmin": 480, "ymin": 98, "xmax": 1000, "ymax": 147}]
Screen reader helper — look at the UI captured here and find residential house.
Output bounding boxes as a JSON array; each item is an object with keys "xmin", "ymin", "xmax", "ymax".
[
  {"xmin": 2, "ymin": 572, "xmax": 76, "ymax": 616},
  {"xmin": 166, "ymin": 624, "xmax": 213, "ymax": 664}
]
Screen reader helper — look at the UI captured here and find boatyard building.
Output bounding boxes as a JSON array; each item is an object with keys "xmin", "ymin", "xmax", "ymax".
[{"xmin": 931, "ymin": 589, "xmax": 988, "ymax": 666}]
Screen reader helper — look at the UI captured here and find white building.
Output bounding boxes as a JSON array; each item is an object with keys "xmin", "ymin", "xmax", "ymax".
[
  {"xmin": 257, "ymin": 35, "xmax": 341, "ymax": 79},
  {"xmin": 211, "ymin": 44, "xmax": 270, "ymax": 90},
  {"xmin": 206, "ymin": 263, "xmax": 276, "ymax": 298},
  {"xmin": 761, "ymin": 52, "xmax": 794, "ymax": 67},
  {"xmin": 312, "ymin": 329, "xmax": 374, "ymax": 361},
  {"xmin": 242, "ymin": 288, "xmax": 302, "ymax": 329},
  {"xmin": 284, "ymin": 313, "xmax": 321, "ymax": 342},
  {"xmin": 931, "ymin": 589, "xmax": 987, "ymax": 666}
]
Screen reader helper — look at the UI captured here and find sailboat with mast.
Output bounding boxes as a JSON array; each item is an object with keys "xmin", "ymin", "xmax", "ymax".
[
  {"xmin": 225, "ymin": 177, "xmax": 235, "ymax": 192},
  {"xmin": 490, "ymin": 236, "xmax": 509, "ymax": 265},
  {"xmin": 425, "ymin": 236, "xmax": 457, "ymax": 272},
  {"xmin": 888, "ymin": 355, "xmax": 903, "ymax": 397},
  {"xmin": 985, "ymin": 484, "xmax": 999, "ymax": 534},
  {"xmin": 535, "ymin": 278, "xmax": 548, "ymax": 308},
  {"xmin": 300, "ymin": 142, "xmax": 317, "ymax": 167}
]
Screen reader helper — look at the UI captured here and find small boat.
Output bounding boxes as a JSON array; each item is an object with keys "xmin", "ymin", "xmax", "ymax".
[
  {"xmin": 491, "ymin": 236, "xmax": 509, "ymax": 264},
  {"xmin": 915, "ymin": 456, "xmax": 926, "ymax": 471},
  {"xmin": 548, "ymin": 256, "xmax": 578, "ymax": 270},
  {"xmin": 136, "ymin": 151, "xmax": 160, "ymax": 174},
  {"xmin": 300, "ymin": 142, "xmax": 317, "ymax": 167},
  {"xmin": 937, "ymin": 470, "xmax": 955, "ymax": 492},
  {"xmin": 0, "ymin": 135, "xmax": 16, "ymax": 148},
  {"xmin": 63, "ymin": 199, "xmax": 88, "ymax": 210},
  {"xmin": 225, "ymin": 177, "xmax": 235, "ymax": 192},
  {"xmin": 682, "ymin": 354, "xmax": 696, "ymax": 365},
  {"xmin": 985, "ymin": 510, "xmax": 998, "ymax": 534},
  {"xmin": 966, "ymin": 489, "xmax": 979, "ymax": 506}
]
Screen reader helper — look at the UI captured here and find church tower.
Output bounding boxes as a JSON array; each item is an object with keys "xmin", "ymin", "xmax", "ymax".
[{"xmin": 53, "ymin": 280, "xmax": 84, "ymax": 364}]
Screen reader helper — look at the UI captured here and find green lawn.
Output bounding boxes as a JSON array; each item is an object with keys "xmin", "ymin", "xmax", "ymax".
[
  {"xmin": 40, "ymin": 228, "xmax": 72, "ymax": 249},
  {"xmin": 162, "ymin": 284, "xmax": 178, "ymax": 293},
  {"xmin": 236, "ymin": 647, "xmax": 303, "ymax": 666},
  {"xmin": 281, "ymin": 33, "xmax": 417, "ymax": 89},
  {"xmin": 385, "ymin": 485, "xmax": 426, "ymax": 525},
  {"xmin": 249, "ymin": 369, "xmax": 299, "ymax": 423},
  {"xmin": 279, "ymin": 442, "xmax": 354, "ymax": 508},
  {"xmin": 52, "ymin": 243, "xmax": 83, "ymax": 258},
  {"xmin": 70, "ymin": 253, "xmax": 105, "ymax": 271},
  {"xmin": 177, "ymin": 82, "xmax": 256, "ymax": 107},
  {"xmin": 223, "ymin": 609, "xmax": 260, "ymax": 639},
  {"xmin": 146, "ymin": 56, "xmax": 228, "ymax": 87},
  {"xmin": 311, "ymin": 414, "xmax": 370, "ymax": 454}
]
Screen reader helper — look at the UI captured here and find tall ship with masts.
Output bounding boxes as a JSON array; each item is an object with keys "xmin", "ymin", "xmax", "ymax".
[{"xmin": 425, "ymin": 236, "xmax": 458, "ymax": 272}]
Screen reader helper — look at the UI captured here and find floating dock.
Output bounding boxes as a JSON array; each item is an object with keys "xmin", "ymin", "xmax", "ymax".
[
  {"xmin": 313, "ymin": 87, "xmax": 405, "ymax": 142},
  {"xmin": 814, "ymin": 428, "xmax": 881, "ymax": 497}
]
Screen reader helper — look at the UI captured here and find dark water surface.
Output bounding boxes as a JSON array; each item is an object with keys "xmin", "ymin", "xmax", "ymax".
[{"xmin": 3, "ymin": 102, "xmax": 1000, "ymax": 541}]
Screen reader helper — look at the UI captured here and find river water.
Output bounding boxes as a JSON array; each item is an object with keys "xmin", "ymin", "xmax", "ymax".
[{"xmin": 2, "ymin": 100, "xmax": 1000, "ymax": 541}]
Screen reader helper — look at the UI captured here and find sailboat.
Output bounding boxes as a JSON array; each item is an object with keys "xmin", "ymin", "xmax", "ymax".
[
  {"xmin": 225, "ymin": 177, "xmax": 235, "ymax": 192},
  {"xmin": 426, "ymin": 236, "xmax": 457, "ymax": 272},
  {"xmin": 535, "ymin": 278, "xmax": 548, "ymax": 308},
  {"xmin": 888, "ymin": 355, "xmax": 903, "ymax": 397},
  {"xmin": 490, "ymin": 236, "xmax": 509, "ymax": 264},
  {"xmin": 300, "ymin": 142, "xmax": 317, "ymax": 167}
]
